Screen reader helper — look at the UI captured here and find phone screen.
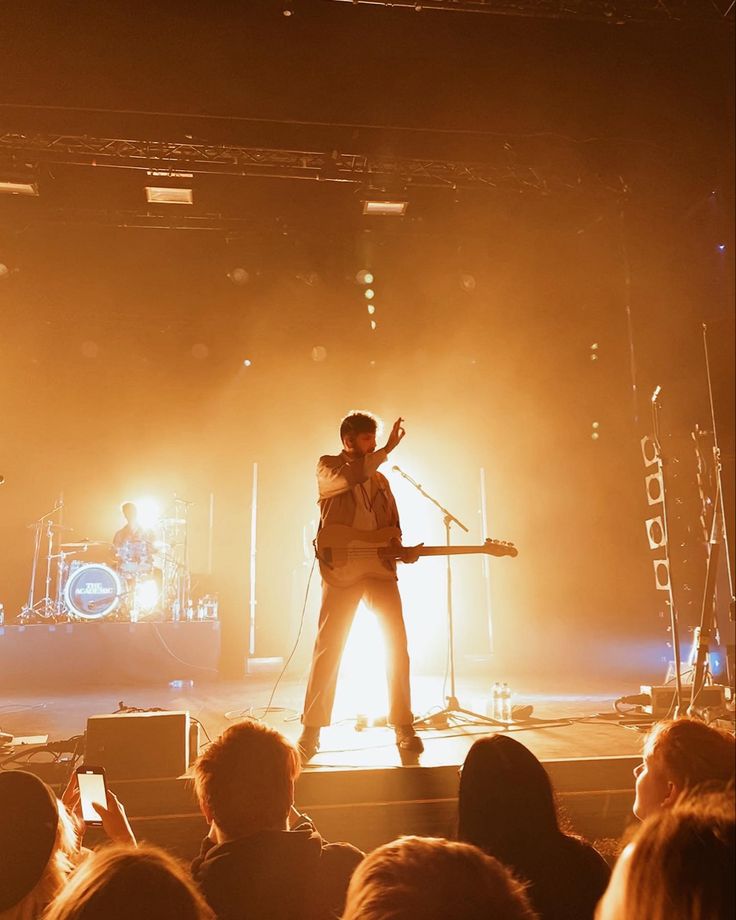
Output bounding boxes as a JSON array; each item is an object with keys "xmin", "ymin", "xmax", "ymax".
[{"xmin": 77, "ymin": 770, "xmax": 107, "ymax": 824}]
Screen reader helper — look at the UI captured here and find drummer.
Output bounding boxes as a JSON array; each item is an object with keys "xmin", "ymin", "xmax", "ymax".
[{"xmin": 113, "ymin": 501, "xmax": 156, "ymax": 571}]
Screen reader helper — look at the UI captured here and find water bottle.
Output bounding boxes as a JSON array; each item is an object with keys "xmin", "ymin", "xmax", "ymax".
[
  {"xmin": 490, "ymin": 682, "xmax": 501, "ymax": 719},
  {"xmin": 501, "ymin": 683, "xmax": 512, "ymax": 721},
  {"xmin": 169, "ymin": 679, "xmax": 195, "ymax": 690}
]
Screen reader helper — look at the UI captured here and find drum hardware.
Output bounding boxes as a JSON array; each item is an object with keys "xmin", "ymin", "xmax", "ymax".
[{"xmin": 19, "ymin": 505, "xmax": 69, "ymax": 623}]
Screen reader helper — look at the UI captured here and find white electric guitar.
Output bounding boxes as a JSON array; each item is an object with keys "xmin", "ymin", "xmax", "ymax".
[{"xmin": 316, "ymin": 524, "xmax": 518, "ymax": 588}]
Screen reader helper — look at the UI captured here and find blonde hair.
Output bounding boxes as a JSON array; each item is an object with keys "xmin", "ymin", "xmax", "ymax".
[
  {"xmin": 343, "ymin": 836, "xmax": 537, "ymax": 920},
  {"xmin": 43, "ymin": 844, "xmax": 213, "ymax": 920},
  {"xmin": 192, "ymin": 718, "xmax": 300, "ymax": 839},
  {"xmin": 644, "ymin": 718, "xmax": 735, "ymax": 790},
  {"xmin": 617, "ymin": 790, "xmax": 734, "ymax": 920}
]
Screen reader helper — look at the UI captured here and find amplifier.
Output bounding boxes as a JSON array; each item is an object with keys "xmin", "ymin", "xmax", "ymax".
[
  {"xmin": 640, "ymin": 685, "xmax": 726, "ymax": 719},
  {"xmin": 84, "ymin": 710, "xmax": 190, "ymax": 780}
]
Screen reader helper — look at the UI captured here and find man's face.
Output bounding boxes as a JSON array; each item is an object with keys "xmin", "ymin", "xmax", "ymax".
[
  {"xmin": 344, "ymin": 431, "xmax": 376, "ymax": 457},
  {"xmin": 633, "ymin": 752, "xmax": 672, "ymax": 820}
]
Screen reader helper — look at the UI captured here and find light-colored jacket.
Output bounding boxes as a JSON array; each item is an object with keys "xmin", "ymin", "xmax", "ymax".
[{"xmin": 316, "ymin": 449, "xmax": 401, "ymax": 534}]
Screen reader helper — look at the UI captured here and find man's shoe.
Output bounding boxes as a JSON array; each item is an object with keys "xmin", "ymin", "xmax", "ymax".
[
  {"xmin": 297, "ymin": 727, "xmax": 320, "ymax": 765},
  {"xmin": 395, "ymin": 724, "xmax": 424, "ymax": 755}
]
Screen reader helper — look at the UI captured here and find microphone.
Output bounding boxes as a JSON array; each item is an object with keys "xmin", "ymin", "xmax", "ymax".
[
  {"xmin": 651, "ymin": 385, "xmax": 662, "ymax": 403},
  {"xmin": 392, "ymin": 465, "xmax": 401, "ymax": 472}
]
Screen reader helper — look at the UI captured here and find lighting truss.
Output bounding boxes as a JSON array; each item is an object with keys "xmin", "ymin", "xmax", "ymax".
[
  {"xmin": 0, "ymin": 132, "xmax": 621, "ymax": 197},
  {"xmin": 323, "ymin": 0, "xmax": 734, "ymax": 23}
]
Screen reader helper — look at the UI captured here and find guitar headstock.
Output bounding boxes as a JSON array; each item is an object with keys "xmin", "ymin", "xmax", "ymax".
[{"xmin": 483, "ymin": 538, "xmax": 518, "ymax": 558}]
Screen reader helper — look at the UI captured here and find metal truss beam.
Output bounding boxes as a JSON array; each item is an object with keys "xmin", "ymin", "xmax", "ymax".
[
  {"xmin": 0, "ymin": 132, "xmax": 620, "ymax": 197},
  {"xmin": 323, "ymin": 0, "xmax": 734, "ymax": 23}
]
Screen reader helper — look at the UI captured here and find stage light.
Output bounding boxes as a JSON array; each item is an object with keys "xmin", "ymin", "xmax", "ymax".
[
  {"xmin": 0, "ymin": 263, "xmax": 9, "ymax": 278},
  {"xmin": 0, "ymin": 164, "xmax": 39, "ymax": 196},
  {"xmin": 459, "ymin": 273, "xmax": 476, "ymax": 292},
  {"xmin": 364, "ymin": 288, "xmax": 375, "ymax": 300},
  {"xmin": 717, "ymin": 243, "xmax": 726, "ymax": 253},
  {"xmin": 228, "ymin": 267, "xmax": 250, "ymax": 285},
  {"xmin": 367, "ymin": 304, "xmax": 376, "ymax": 315},
  {"xmin": 134, "ymin": 578, "xmax": 160, "ymax": 612},
  {"xmin": 282, "ymin": 0, "xmax": 294, "ymax": 15},
  {"xmin": 145, "ymin": 186, "xmax": 193, "ymax": 205},
  {"xmin": 362, "ymin": 199, "xmax": 408, "ymax": 217},
  {"xmin": 370, "ymin": 320, "xmax": 377, "ymax": 331},
  {"xmin": 356, "ymin": 270, "xmax": 374, "ymax": 285},
  {"xmin": 0, "ymin": 178, "xmax": 38, "ymax": 196},
  {"xmin": 243, "ymin": 358, "xmax": 252, "ymax": 367},
  {"xmin": 311, "ymin": 345, "xmax": 327, "ymax": 362},
  {"xmin": 133, "ymin": 497, "xmax": 161, "ymax": 529}
]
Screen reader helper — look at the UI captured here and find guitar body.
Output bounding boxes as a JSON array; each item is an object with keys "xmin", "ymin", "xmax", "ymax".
[
  {"xmin": 316, "ymin": 524, "xmax": 517, "ymax": 589},
  {"xmin": 317, "ymin": 525, "xmax": 403, "ymax": 588}
]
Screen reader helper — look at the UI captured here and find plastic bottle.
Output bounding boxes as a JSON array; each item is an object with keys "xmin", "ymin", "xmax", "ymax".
[
  {"xmin": 501, "ymin": 683, "xmax": 512, "ymax": 721},
  {"xmin": 490, "ymin": 682, "xmax": 501, "ymax": 719},
  {"xmin": 169, "ymin": 679, "xmax": 195, "ymax": 690}
]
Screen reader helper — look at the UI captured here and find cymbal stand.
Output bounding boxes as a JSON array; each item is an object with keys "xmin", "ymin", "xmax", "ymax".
[
  {"xmin": 20, "ymin": 505, "xmax": 63, "ymax": 622},
  {"xmin": 394, "ymin": 469, "xmax": 505, "ymax": 729}
]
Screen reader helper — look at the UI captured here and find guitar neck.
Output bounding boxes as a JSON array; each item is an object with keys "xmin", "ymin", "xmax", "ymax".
[{"xmin": 415, "ymin": 546, "xmax": 491, "ymax": 557}]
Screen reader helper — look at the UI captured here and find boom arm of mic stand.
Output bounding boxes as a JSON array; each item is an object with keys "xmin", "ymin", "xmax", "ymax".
[{"xmin": 394, "ymin": 468, "xmax": 469, "ymax": 533}]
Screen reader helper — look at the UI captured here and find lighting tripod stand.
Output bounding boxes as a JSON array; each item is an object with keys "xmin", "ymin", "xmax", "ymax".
[{"xmin": 392, "ymin": 466, "xmax": 508, "ymax": 729}]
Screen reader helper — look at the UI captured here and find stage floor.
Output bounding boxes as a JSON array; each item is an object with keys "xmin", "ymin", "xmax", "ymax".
[
  {"xmin": 1, "ymin": 672, "xmax": 648, "ymax": 767},
  {"xmin": 1, "ymin": 673, "xmax": 647, "ymax": 856}
]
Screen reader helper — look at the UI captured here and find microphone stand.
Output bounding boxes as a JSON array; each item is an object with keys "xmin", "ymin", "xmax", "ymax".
[
  {"xmin": 393, "ymin": 467, "xmax": 505, "ymax": 728},
  {"xmin": 651, "ymin": 390, "xmax": 685, "ymax": 717},
  {"xmin": 688, "ymin": 325, "xmax": 736, "ymax": 715}
]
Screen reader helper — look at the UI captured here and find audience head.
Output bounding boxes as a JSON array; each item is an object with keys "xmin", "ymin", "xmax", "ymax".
[
  {"xmin": 342, "ymin": 835, "xmax": 537, "ymax": 920},
  {"xmin": 633, "ymin": 717, "xmax": 735, "ymax": 820},
  {"xmin": 597, "ymin": 789, "xmax": 735, "ymax": 920},
  {"xmin": 0, "ymin": 770, "xmax": 77, "ymax": 917},
  {"xmin": 192, "ymin": 718, "xmax": 300, "ymax": 840},
  {"xmin": 43, "ymin": 844, "xmax": 213, "ymax": 920},
  {"xmin": 458, "ymin": 734, "xmax": 560, "ymax": 864}
]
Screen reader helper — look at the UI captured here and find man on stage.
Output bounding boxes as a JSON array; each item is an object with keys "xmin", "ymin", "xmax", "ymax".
[{"xmin": 298, "ymin": 411, "xmax": 424, "ymax": 764}]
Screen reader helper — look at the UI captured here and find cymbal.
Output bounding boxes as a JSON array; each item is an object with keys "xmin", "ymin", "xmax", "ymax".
[{"xmin": 60, "ymin": 541, "xmax": 112, "ymax": 548}]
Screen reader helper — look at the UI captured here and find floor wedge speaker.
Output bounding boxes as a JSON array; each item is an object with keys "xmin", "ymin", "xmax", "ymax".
[{"xmin": 85, "ymin": 710, "xmax": 190, "ymax": 779}]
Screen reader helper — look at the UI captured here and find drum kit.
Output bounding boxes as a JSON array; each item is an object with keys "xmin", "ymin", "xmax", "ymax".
[{"xmin": 18, "ymin": 499, "xmax": 218, "ymax": 624}]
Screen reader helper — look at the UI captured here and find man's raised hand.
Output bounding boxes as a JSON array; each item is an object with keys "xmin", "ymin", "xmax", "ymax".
[{"xmin": 385, "ymin": 417, "xmax": 406, "ymax": 454}]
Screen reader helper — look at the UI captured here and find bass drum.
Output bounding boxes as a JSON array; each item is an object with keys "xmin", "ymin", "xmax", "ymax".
[{"xmin": 64, "ymin": 563, "xmax": 124, "ymax": 620}]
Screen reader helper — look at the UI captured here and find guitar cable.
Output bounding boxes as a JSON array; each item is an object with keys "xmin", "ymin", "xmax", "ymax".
[{"xmin": 261, "ymin": 556, "xmax": 317, "ymax": 721}]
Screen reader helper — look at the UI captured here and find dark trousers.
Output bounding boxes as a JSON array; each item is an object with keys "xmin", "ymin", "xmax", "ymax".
[{"xmin": 302, "ymin": 578, "xmax": 413, "ymax": 728}]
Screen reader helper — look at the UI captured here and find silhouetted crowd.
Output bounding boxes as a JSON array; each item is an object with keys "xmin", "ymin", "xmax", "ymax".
[{"xmin": 1, "ymin": 716, "xmax": 733, "ymax": 920}]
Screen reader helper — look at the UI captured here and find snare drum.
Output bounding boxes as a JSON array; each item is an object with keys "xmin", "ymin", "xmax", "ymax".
[{"xmin": 63, "ymin": 563, "xmax": 124, "ymax": 620}]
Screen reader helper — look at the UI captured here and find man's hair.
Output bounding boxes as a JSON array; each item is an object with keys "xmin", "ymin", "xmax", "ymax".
[
  {"xmin": 644, "ymin": 718, "xmax": 735, "ymax": 791},
  {"xmin": 342, "ymin": 836, "xmax": 537, "ymax": 920},
  {"xmin": 43, "ymin": 844, "xmax": 213, "ymax": 920},
  {"xmin": 340, "ymin": 411, "xmax": 379, "ymax": 444},
  {"xmin": 120, "ymin": 502, "xmax": 136, "ymax": 518},
  {"xmin": 618, "ymin": 790, "xmax": 735, "ymax": 920},
  {"xmin": 192, "ymin": 719, "xmax": 300, "ymax": 839}
]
